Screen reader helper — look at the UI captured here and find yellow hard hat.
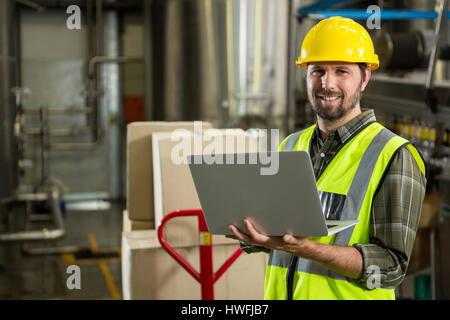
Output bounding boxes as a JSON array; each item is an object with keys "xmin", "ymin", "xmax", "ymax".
[{"xmin": 296, "ymin": 16, "xmax": 379, "ymax": 70}]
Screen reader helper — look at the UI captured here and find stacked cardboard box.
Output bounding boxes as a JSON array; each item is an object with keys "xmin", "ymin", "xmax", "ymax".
[
  {"xmin": 126, "ymin": 121, "xmax": 213, "ymax": 224},
  {"xmin": 122, "ymin": 210, "xmax": 153, "ymax": 231},
  {"xmin": 408, "ymin": 193, "xmax": 441, "ymax": 274},
  {"xmin": 122, "ymin": 122, "xmax": 268, "ymax": 299}
]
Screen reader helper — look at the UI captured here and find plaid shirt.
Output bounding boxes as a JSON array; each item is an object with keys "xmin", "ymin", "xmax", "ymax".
[{"xmin": 241, "ymin": 109, "xmax": 427, "ymax": 290}]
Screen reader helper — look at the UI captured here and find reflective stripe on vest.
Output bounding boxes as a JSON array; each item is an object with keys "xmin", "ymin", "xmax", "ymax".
[{"xmin": 264, "ymin": 122, "xmax": 426, "ymax": 300}]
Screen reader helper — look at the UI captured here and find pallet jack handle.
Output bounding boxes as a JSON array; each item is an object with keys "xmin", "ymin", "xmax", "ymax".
[{"xmin": 157, "ymin": 209, "xmax": 243, "ymax": 300}]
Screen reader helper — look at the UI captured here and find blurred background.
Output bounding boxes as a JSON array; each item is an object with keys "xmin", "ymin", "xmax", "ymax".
[{"xmin": 0, "ymin": 0, "xmax": 449, "ymax": 300}]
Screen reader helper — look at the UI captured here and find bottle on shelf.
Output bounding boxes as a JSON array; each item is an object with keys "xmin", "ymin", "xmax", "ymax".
[
  {"xmin": 445, "ymin": 128, "xmax": 450, "ymax": 147},
  {"xmin": 429, "ymin": 122, "xmax": 436, "ymax": 151},
  {"xmin": 392, "ymin": 116, "xmax": 399, "ymax": 134},
  {"xmin": 398, "ymin": 117, "xmax": 405, "ymax": 139},
  {"xmin": 405, "ymin": 117, "xmax": 413, "ymax": 141},
  {"xmin": 411, "ymin": 118, "xmax": 420, "ymax": 146}
]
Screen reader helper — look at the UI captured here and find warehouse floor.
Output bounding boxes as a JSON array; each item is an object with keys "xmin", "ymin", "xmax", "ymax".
[{"xmin": 0, "ymin": 200, "xmax": 123, "ymax": 300}]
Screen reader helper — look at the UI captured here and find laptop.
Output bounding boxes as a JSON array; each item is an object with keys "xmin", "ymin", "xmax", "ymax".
[{"xmin": 187, "ymin": 151, "xmax": 359, "ymax": 237}]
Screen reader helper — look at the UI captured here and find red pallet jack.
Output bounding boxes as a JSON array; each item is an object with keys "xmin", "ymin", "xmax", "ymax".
[{"xmin": 157, "ymin": 209, "xmax": 243, "ymax": 300}]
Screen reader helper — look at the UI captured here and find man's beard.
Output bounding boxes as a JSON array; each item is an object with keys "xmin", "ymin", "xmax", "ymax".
[{"xmin": 309, "ymin": 82, "xmax": 362, "ymax": 122}]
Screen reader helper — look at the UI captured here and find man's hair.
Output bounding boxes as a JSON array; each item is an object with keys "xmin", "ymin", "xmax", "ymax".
[{"xmin": 358, "ymin": 63, "xmax": 367, "ymax": 82}]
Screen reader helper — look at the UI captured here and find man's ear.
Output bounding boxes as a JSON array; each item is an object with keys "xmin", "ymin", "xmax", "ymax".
[{"xmin": 361, "ymin": 68, "xmax": 371, "ymax": 92}]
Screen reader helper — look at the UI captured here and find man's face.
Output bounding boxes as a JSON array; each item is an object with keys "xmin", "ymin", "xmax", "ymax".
[{"xmin": 306, "ymin": 62, "xmax": 370, "ymax": 122}]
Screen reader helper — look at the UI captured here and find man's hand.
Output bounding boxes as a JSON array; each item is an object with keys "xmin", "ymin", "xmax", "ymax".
[
  {"xmin": 226, "ymin": 218, "xmax": 312, "ymax": 257},
  {"xmin": 226, "ymin": 218, "xmax": 363, "ymax": 279}
]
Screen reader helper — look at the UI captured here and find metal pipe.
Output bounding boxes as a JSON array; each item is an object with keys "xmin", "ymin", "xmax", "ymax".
[
  {"xmin": 39, "ymin": 105, "xmax": 49, "ymax": 185},
  {"xmin": 1, "ymin": 0, "xmax": 20, "ymax": 200},
  {"xmin": 81, "ymin": 0, "xmax": 95, "ymax": 141},
  {"xmin": 0, "ymin": 188, "xmax": 65, "ymax": 242},
  {"xmin": 225, "ymin": 0, "xmax": 235, "ymax": 122},
  {"xmin": 96, "ymin": 0, "xmax": 103, "ymax": 57},
  {"xmin": 143, "ymin": 0, "xmax": 154, "ymax": 121},
  {"xmin": 22, "ymin": 106, "xmax": 94, "ymax": 115},
  {"xmin": 104, "ymin": 8, "xmax": 124, "ymax": 200},
  {"xmin": 424, "ymin": 0, "xmax": 448, "ymax": 114},
  {"xmin": 15, "ymin": 0, "xmax": 45, "ymax": 12},
  {"xmin": 0, "ymin": 228, "xmax": 64, "ymax": 242},
  {"xmin": 23, "ymin": 126, "xmax": 91, "ymax": 137},
  {"xmin": 86, "ymin": 0, "xmax": 94, "ymax": 80},
  {"xmin": 306, "ymin": 9, "xmax": 450, "ymax": 20},
  {"xmin": 88, "ymin": 56, "xmax": 143, "ymax": 77},
  {"xmin": 15, "ymin": 192, "xmax": 47, "ymax": 201},
  {"xmin": 49, "ymin": 56, "xmax": 142, "ymax": 151},
  {"xmin": 22, "ymin": 245, "xmax": 82, "ymax": 255},
  {"xmin": 286, "ymin": 0, "xmax": 296, "ymax": 134},
  {"xmin": 93, "ymin": 0, "xmax": 102, "ymax": 140},
  {"xmin": 426, "ymin": 0, "xmax": 449, "ymax": 89},
  {"xmin": 22, "ymin": 106, "xmax": 93, "ymax": 138}
]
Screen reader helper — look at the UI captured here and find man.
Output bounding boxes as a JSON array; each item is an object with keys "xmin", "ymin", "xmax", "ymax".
[{"xmin": 228, "ymin": 16, "xmax": 427, "ymax": 300}]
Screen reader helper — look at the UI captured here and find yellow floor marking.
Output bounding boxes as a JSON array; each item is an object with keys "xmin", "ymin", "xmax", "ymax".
[
  {"xmin": 98, "ymin": 260, "xmax": 121, "ymax": 300},
  {"xmin": 60, "ymin": 232, "xmax": 122, "ymax": 299},
  {"xmin": 89, "ymin": 232, "xmax": 121, "ymax": 300},
  {"xmin": 61, "ymin": 248, "xmax": 121, "ymax": 265},
  {"xmin": 88, "ymin": 232, "xmax": 99, "ymax": 252},
  {"xmin": 61, "ymin": 253, "xmax": 76, "ymax": 265}
]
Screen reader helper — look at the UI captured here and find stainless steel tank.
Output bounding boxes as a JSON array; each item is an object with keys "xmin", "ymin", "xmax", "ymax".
[
  {"xmin": 143, "ymin": 0, "xmax": 284, "ymax": 128},
  {"xmin": 0, "ymin": 0, "xmax": 20, "ymax": 200}
]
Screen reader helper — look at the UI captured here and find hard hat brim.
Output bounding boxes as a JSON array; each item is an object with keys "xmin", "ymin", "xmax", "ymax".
[{"xmin": 296, "ymin": 57, "xmax": 379, "ymax": 71}]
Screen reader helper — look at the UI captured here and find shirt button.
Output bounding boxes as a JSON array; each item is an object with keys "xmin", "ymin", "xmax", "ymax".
[{"xmin": 320, "ymin": 152, "xmax": 325, "ymax": 158}]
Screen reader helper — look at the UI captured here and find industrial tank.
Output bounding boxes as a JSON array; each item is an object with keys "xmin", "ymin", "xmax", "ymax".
[
  {"xmin": 143, "ymin": 0, "xmax": 286, "ymax": 129},
  {"xmin": 0, "ymin": 0, "xmax": 20, "ymax": 200}
]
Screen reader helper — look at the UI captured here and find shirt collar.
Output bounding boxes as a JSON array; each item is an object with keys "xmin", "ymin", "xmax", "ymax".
[{"xmin": 314, "ymin": 108, "xmax": 377, "ymax": 144}]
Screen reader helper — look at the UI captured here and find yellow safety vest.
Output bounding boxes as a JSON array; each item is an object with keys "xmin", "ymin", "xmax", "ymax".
[{"xmin": 264, "ymin": 122, "xmax": 426, "ymax": 300}]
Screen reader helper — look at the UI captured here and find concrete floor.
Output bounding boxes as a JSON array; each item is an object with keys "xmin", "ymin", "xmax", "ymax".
[{"xmin": 0, "ymin": 199, "xmax": 123, "ymax": 300}]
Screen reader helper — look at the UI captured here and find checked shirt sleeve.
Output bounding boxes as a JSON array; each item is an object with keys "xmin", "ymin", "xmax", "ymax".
[
  {"xmin": 352, "ymin": 146, "xmax": 427, "ymax": 290},
  {"xmin": 239, "ymin": 241, "xmax": 271, "ymax": 254}
]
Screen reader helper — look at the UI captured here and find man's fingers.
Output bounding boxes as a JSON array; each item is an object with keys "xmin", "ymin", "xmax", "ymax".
[
  {"xmin": 244, "ymin": 219, "xmax": 269, "ymax": 244},
  {"xmin": 282, "ymin": 233, "xmax": 296, "ymax": 244},
  {"xmin": 229, "ymin": 225, "xmax": 254, "ymax": 245}
]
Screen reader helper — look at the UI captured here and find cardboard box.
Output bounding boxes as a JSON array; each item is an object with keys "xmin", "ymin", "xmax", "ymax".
[
  {"xmin": 418, "ymin": 193, "xmax": 441, "ymax": 229},
  {"xmin": 121, "ymin": 229, "xmax": 268, "ymax": 300},
  {"xmin": 151, "ymin": 129, "xmax": 257, "ymax": 247},
  {"xmin": 407, "ymin": 193, "xmax": 441, "ymax": 274},
  {"xmin": 407, "ymin": 229, "xmax": 431, "ymax": 274},
  {"xmin": 126, "ymin": 121, "xmax": 212, "ymax": 221},
  {"xmin": 123, "ymin": 210, "xmax": 155, "ymax": 231}
]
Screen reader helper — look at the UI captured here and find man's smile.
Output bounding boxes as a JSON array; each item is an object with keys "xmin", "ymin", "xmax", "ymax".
[{"xmin": 316, "ymin": 94, "xmax": 343, "ymax": 106}]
